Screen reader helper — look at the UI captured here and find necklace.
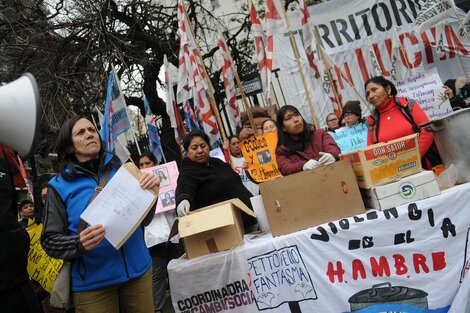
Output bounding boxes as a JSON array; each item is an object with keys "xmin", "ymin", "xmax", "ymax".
[{"xmin": 386, "ymin": 107, "xmax": 397, "ymax": 120}]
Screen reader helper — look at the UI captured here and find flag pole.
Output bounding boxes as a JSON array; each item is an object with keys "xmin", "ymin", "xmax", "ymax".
[
  {"xmin": 182, "ymin": 7, "xmax": 227, "ymax": 141},
  {"xmin": 278, "ymin": 0, "xmax": 319, "ymax": 129},
  {"xmin": 312, "ymin": 29, "xmax": 343, "ymax": 113},
  {"xmin": 219, "ymin": 32, "xmax": 257, "ymax": 132},
  {"xmin": 314, "ymin": 30, "xmax": 373, "ymax": 111}
]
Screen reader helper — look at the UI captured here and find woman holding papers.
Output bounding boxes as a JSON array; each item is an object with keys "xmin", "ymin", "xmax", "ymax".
[
  {"xmin": 275, "ymin": 105, "xmax": 340, "ymax": 176},
  {"xmin": 41, "ymin": 116, "xmax": 159, "ymax": 313},
  {"xmin": 365, "ymin": 76, "xmax": 441, "ymax": 170},
  {"xmin": 175, "ymin": 130, "xmax": 257, "ymax": 232}
]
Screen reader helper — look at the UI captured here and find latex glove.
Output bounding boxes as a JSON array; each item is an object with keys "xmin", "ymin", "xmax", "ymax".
[
  {"xmin": 177, "ymin": 200, "xmax": 191, "ymax": 217},
  {"xmin": 318, "ymin": 152, "xmax": 336, "ymax": 165},
  {"xmin": 303, "ymin": 159, "xmax": 320, "ymax": 171}
]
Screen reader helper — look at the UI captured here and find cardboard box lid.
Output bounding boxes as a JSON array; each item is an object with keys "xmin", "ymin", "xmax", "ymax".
[
  {"xmin": 168, "ymin": 198, "xmax": 256, "ymax": 240},
  {"xmin": 367, "ymin": 170, "xmax": 435, "ymax": 199},
  {"xmin": 343, "ymin": 133, "xmax": 419, "ymax": 157}
]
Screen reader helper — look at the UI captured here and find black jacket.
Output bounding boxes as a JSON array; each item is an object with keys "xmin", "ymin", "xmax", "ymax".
[
  {"xmin": 175, "ymin": 157, "xmax": 256, "ymax": 229},
  {"xmin": 0, "ymin": 157, "xmax": 30, "ymax": 291}
]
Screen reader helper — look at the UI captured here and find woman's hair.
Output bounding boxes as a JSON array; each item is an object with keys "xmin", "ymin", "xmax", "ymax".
[
  {"xmin": 276, "ymin": 105, "xmax": 311, "ymax": 154},
  {"xmin": 158, "ymin": 170, "xmax": 168, "ymax": 180},
  {"xmin": 138, "ymin": 152, "xmax": 157, "ymax": 167},
  {"xmin": 261, "ymin": 118, "xmax": 278, "ymax": 132},
  {"xmin": 56, "ymin": 116, "xmax": 105, "ymax": 173},
  {"xmin": 183, "ymin": 130, "xmax": 210, "ymax": 152},
  {"xmin": 364, "ymin": 76, "xmax": 398, "ymax": 97},
  {"xmin": 228, "ymin": 135, "xmax": 239, "ymax": 143}
]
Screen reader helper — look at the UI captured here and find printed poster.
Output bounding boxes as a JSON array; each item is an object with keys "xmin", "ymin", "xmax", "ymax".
[
  {"xmin": 240, "ymin": 131, "xmax": 281, "ymax": 183},
  {"xmin": 141, "ymin": 161, "xmax": 179, "ymax": 214}
]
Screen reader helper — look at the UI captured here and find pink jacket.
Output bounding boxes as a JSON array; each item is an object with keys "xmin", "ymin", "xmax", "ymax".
[{"xmin": 276, "ymin": 129, "xmax": 341, "ymax": 175}]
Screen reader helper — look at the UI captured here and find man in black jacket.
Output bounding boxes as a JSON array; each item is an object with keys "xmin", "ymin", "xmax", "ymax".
[{"xmin": 0, "ymin": 144, "xmax": 39, "ymax": 313}]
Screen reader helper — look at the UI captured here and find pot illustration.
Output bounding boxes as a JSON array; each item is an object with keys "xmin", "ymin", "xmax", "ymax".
[{"xmin": 348, "ymin": 282, "xmax": 428, "ymax": 312}]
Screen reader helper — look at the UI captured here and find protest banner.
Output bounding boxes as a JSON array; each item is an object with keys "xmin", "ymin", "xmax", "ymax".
[
  {"xmin": 331, "ymin": 123, "xmax": 368, "ymax": 153},
  {"xmin": 396, "ymin": 67, "xmax": 453, "ymax": 120},
  {"xmin": 277, "ymin": 0, "xmax": 470, "ymax": 129},
  {"xmin": 413, "ymin": 0, "xmax": 454, "ymax": 35},
  {"xmin": 141, "ymin": 161, "xmax": 179, "ymax": 214},
  {"xmin": 169, "ymin": 183, "xmax": 470, "ymax": 312},
  {"xmin": 240, "ymin": 131, "xmax": 281, "ymax": 183},
  {"xmin": 210, "ymin": 147, "xmax": 227, "ymax": 162},
  {"xmin": 27, "ymin": 222, "xmax": 63, "ymax": 293}
]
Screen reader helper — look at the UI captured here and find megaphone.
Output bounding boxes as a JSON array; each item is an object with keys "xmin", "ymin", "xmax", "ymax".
[{"xmin": 0, "ymin": 73, "xmax": 41, "ymax": 159}]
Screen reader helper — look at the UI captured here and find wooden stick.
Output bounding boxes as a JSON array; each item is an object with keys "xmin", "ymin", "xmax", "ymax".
[{"xmin": 279, "ymin": 0, "xmax": 319, "ymax": 129}]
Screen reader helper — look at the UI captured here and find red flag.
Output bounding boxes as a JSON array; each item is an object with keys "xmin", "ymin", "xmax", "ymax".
[
  {"xmin": 249, "ymin": 0, "xmax": 269, "ymax": 97},
  {"xmin": 299, "ymin": 0, "xmax": 320, "ymax": 78},
  {"xmin": 176, "ymin": 0, "xmax": 219, "ymax": 143},
  {"xmin": 264, "ymin": 0, "xmax": 285, "ymax": 100},
  {"xmin": 217, "ymin": 33, "xmax": 240, "ymax": 130}
]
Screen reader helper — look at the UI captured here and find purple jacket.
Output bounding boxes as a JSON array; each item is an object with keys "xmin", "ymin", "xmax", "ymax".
[{"xmin": 276, "ymin": 129, "xmax": 341, "ymax": 175}]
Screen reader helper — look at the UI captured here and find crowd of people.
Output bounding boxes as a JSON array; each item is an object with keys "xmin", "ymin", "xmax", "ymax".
[{"xmin": 2, "ymin": 74, "xmax": 463, "ymax": 313}]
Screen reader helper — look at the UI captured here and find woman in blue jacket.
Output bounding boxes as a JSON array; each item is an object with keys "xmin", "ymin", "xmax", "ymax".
[{"xmin": 41, "ymin": 116, "xmax": 159, "ymax": 313}]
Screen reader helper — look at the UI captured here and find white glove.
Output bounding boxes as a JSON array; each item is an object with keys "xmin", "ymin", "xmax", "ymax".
[
  {"xmin": 318, "ymin": 152, "xmax": 336, "ymax": 165},
  {"xmin": 303, "ymin": 159, "xmax": 320, "ymax": 171},
  {"xmin": 176, "ymin": 200, "xmax": 191, "ymax": 217}
]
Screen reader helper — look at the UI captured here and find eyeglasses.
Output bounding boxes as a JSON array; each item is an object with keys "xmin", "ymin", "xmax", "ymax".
[
  {"xmin": 343, "ymin": 113, "xmax": 356, "ymax": 118},
  {"xmin": 327, "ymin": 117, "xmax": 339, "ymax": 122}
]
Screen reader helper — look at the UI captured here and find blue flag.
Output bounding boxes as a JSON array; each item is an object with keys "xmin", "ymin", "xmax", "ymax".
[
  {"xmin": 101, "ymin": 71, "xmax": 131, "ymax": 152},
  {"xmin": 144, "ymin": 96, "xmax": 164, "ymax": 164}
]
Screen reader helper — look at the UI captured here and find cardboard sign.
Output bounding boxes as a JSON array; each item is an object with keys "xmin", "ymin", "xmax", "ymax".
[
  {"xmin": 331, "ymin": 124, "xmax": 368, "ymax": 153},
  {"xmin": 240, "ymin": 132, "xmax": 281, "ymax": 183},
  {"xmin": 27, "ymin": 222, "xmax": 63, "ymax": 293},
  {"xmin": 141, "ymin": 161, "xmax": 179, "ymax": 214}
]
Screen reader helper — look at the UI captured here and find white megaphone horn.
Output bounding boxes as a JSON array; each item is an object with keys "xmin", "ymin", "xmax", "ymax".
[{"xmin": 0, "ymin": 73, "xmax": 41, "ymax": 159}]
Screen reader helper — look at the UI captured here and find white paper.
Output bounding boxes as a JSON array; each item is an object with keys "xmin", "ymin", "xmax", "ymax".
[{"xmin": 81, "ymin": 166, "xmax": 156, "ymax": 249}]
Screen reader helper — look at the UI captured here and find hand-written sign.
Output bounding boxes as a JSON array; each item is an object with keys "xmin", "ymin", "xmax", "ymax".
[
  {"xmin": 27, "ymin": 222, "xmax": 63, "ymax": 293},
  {"xmin": 241, "ymin": 132, "xmax": 282, "ymax": 183},
  {"xmin": 247, "ymin": 246, "xmax": 317, "ymax": 310},
  {"xmin": 396, "ymin": 67, "xmax": 453, "ymax": 120},
  {"xmin": 331, "ymin": 124, "xmax": 368, "ymax": 153}
]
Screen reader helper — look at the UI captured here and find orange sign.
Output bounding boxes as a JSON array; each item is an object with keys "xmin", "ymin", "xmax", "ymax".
[{"xmin": 240, "ymin": 132, "xmax": 281, "ymax": 183}]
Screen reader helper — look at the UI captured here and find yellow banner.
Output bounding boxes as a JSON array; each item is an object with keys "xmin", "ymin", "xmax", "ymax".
[
  {"xmin": 27, "ymin": 222, "xmax": 63, "ymax": 293},
  {"xmin": 240, "ymin": 131, "xmax": 282, "ymax": 183}
]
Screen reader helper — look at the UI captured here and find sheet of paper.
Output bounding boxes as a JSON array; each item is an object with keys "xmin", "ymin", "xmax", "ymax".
[{"xmin": 81, "ymin": 166, "xmax": 156, "ymax": 249}]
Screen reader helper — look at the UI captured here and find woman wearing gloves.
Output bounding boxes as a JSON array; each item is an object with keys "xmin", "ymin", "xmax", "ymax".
[
  {"xmin": 275, "ymin": 105, "xmax": 341, "ymax": 176},
  {"xmin": 41, "ymin": 116, "xmax": 159, "ymax": 313},
  {"xmin": 175, "ymin": 130, "xmax": 257, "ymax": 232}
]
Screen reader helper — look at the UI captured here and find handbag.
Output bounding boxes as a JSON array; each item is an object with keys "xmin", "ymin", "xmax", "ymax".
[{"xmin": 49, "ymin": 168, "xmax": 112, "ymax": 309}]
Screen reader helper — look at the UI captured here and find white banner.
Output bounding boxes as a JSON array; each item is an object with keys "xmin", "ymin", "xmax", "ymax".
[
  {"xmin": 169, "ymin": 183, "xmax": 470, "ymax": 312},
  {"xmin": 277, "ymin": 0, "xmax": 470, "ymax": 129}
]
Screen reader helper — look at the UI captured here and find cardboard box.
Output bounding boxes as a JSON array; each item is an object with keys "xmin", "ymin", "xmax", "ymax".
[
  {"xmin": 168, "ymin": 199, "xmax": 256, "ymax": 259},
  {"xmin": 361, "ymin": 170, "xmax": 440, "ymax": 211},
  {"xmin": 341, "ymin": 134, "xmax": 422, "ymax": 189},
  {"xmin": 259, "ymin": 160, "xmax": 365, "ymax": 237}
]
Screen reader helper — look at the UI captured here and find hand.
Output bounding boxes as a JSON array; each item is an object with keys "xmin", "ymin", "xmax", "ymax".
[
  {"xmin": 303, "ymin": 159, "xmax": 320, "ymax": 171},
  {"xmin": 80, "ymin": 224, "xmax": 106, "ymax": 251},
  {"xmin": 139, "ymin": 172, "xmax": 160, "ymax": 190},
  {"xmin": 177, "ymin": 200, "xmax": 190, "ymax": 217},
  {"xmin": 443, "ymin": 85, "xmax": 454, "ymax": 99},
  {"xmin": 319, "ymin": 152, "xmax": 336, "ymax": 165},
  {"xmin": 223, "ymin": 138, "xmax": 229, "ymax": 150}
]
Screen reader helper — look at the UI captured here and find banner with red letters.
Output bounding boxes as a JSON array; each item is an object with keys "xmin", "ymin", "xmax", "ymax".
[{"xmin": 168, "ymin": 182, "xmax": 470, "ymax": 312}]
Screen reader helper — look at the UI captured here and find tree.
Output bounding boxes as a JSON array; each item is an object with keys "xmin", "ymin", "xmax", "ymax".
[{"xmin": 0, "ymin": 0, "xmax": 254, "ymax": 164}]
